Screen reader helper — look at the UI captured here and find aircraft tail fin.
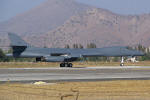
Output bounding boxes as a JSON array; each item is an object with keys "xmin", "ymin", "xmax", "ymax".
[
  {"xmin": 8, "ymin": 33, "xmax": 30, "ymax": 47},
  {"xmin": 8, "ymin": 33, "xmax": 29, "ymax": 57}
]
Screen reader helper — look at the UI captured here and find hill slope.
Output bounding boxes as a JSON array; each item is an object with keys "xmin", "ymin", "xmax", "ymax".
[{"xmin": 26, "ymin": 8, "xmax": 150, "ymax": 48}]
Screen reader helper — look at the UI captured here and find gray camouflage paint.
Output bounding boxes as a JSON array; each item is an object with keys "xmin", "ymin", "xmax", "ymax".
[{"xmin": 7, "ymin": 33, "xmax": 144, "ymax": 62}]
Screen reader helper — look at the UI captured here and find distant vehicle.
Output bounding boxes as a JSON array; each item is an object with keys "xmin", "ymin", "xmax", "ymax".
[{"xmin": 6, "ymin": 33, "xmax": 144, "ymax": 67}]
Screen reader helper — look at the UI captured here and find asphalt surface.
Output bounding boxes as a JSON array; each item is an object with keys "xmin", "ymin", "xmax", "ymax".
[{"xmin": 0, "ymin": 66, "xmax": 150, "ymax": 83}]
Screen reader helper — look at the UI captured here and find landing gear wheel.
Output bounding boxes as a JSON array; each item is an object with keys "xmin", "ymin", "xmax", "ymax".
[
  {"xmin": 68, "ymin": 63, "xmax": 73, "ymax": 67},
  {"xmin": 60, "ymin": 63, "xmax": 65, "ymax": 67},
  {"xmin": 120, "ymin": 63, "xmax": 124, "ymax": 66},
  {"xmin": 60, "ymin": 63, "xmax": 73, "ymax": 68},
  {"xmin": 65, "ymin": 63, "xmax": 68, "ymax": 67}
]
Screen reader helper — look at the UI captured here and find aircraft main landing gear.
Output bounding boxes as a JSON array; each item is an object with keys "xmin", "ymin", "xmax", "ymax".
[{"xmin": 60, "ymin": 63, "xmax": 73, "ymax": 67}]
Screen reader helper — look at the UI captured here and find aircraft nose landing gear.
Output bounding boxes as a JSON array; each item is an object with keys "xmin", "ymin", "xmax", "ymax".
[
  {"xmin": 60, "ymin": 62, "xmax": 73, "ymax": 67},
  {"xmin": 120, "ymin": 63, "xmax": 124, "ymax": 66},
  {"xmin": 120, "ymin": 56, "xmax": 124, "ymax": 66}
]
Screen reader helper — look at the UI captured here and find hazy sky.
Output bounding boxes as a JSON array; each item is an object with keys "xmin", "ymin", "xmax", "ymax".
[
  {"xmin": 0, "ymin": 0, "xmax": 47, "ymax": 22},
  {"xmin": 1, "ymin": 0, "xmax": 150, "ymax": 22}
]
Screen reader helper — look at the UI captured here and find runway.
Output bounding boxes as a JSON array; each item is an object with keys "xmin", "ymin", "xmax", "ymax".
[{"xmin": 0, "ymin": 66, "xmax": 150, "ymax": 82}]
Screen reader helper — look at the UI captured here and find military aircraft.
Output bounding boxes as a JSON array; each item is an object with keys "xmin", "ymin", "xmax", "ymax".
[{"xmin": 6, "ymin": 33, "xmax": 144, "ymax": 67}]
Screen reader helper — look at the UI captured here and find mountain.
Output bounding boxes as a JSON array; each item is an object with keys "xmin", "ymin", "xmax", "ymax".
[
  {"xmin": 0, "ymin": 0, "xmax": 89, "ymax": 46},
  {"xmin": 0, "ymin": 0, "xmax": 150, "ymax": 48},
  {"xmin": 25, "ymin": 8, "xmax": 150, "ymax": 48},
  {"xmin": 0, "ymin": 0, "xmax": 89, "ymax": 35}
]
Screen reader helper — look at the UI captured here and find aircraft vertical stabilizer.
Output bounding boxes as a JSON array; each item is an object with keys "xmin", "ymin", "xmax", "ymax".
[
  {"xmin": 8, "ymin": 33, "xmax": 30, "ymax": 47},
  {"xmin": 8, "ymin": 33, "xmax": 30, "ymax": 57}
]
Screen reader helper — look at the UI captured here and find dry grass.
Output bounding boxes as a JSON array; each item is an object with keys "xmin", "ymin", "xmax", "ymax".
[
  {"xmin": 0, "ymin": 80, "xmax": 150, "ymax": 100},
  {"xmin": 0, "ymin": 61, "xmax": 150, "ymax": 68}
]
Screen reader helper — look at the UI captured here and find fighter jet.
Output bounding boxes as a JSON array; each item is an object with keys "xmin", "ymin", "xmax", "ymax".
[{"xmin": 6, "ymin": 33, "xmax": 144, "ymax": 67}]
